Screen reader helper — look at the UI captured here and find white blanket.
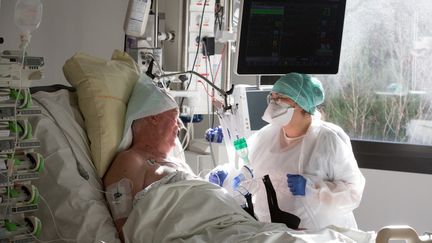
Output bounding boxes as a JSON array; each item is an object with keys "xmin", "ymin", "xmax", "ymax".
[{"xmin": 123, "ymin": 180, "xmax": 375, "ymax": 243}]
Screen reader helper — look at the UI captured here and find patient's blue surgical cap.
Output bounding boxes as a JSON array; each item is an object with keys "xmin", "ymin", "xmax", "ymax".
[
  {"xmin": 117, "ymin": 74, "xmax": 178, "ymax": 151},
  {"xmin": 272, "ymin": 73, "xmax": 325, "ymax": 114}
]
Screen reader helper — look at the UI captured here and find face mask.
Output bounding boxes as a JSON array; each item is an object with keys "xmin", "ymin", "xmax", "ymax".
[{"xmin": 262, "ymin": 103, "xmax": 295, "ymax": 126}]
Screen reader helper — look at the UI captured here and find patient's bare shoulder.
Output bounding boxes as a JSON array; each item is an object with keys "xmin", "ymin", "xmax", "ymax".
[{"xmin": 103, "ymin": 150, "xmax": 149, "ymax": 195}]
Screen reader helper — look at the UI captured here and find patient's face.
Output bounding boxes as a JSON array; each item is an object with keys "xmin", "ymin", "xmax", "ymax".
[{"xmin": 155, "ymin": 108, "xmax": 179, "ymax": 154}]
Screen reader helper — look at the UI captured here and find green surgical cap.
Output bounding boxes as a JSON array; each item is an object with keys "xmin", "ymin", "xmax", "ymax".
[{"xmin": 272, "ymin": 73, "xmax": 325, "ymax": 114}]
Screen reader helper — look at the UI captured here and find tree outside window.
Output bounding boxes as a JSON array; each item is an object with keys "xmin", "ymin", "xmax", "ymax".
[{"xmin": 319, "ymin": 0, "xmax": 432, "ymax": 145}]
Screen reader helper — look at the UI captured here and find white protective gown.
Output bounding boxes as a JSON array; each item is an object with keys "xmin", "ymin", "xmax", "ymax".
[{"xmin": 247, "ymin": 115, "xmax": 365, "ymax": 230}]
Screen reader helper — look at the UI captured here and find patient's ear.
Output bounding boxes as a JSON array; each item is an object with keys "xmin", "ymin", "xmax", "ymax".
[
  {"xmin": 132, "ymin": 117, "xmax": 151, "ymax": 132},
  {"xmin": 131, "ymin": 120, "xmax": 140, "ymax": 134}
]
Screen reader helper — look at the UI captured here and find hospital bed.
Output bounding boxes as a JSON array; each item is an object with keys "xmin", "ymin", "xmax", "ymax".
[{"xmin": 27, "ymin": 50, "xmax": 431, "ymax": 243}]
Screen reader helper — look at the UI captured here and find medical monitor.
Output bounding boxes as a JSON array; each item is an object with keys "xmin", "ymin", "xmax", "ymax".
[
  {"xmin": 232, "ymin": 85, "xmax": 271, "ymax": 139},
  {"xmin": 236, "ymin": 0, "xmax": 347, "ymax": 75}
]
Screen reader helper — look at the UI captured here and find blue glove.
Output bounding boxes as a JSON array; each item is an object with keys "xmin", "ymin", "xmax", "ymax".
[
  {"xmin": 205, "ymin": 126, "xmax": 224, "ymax": 143},
  {"xmin": 209, "ymin": 169, "xmax": 228, "ymax": 186},
  {"xmin": 287, "ymin": 174, "xmax": 306, "ymax": 196}
]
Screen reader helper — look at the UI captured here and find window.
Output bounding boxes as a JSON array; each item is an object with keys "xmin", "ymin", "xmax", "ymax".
[{"xmin": 317, "ymin": 0, "xmax": 432, "ymax": 173}]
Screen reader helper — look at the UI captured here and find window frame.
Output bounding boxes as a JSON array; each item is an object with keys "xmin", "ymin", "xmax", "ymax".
[{"xmin": 352, "ymin": 139, "xmax": 432, "ymax": 174}]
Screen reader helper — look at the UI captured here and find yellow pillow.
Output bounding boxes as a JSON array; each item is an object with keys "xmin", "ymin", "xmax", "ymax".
[{"xmin": 63, "ymin": 50, "xmax": 140, "ymax": 178}]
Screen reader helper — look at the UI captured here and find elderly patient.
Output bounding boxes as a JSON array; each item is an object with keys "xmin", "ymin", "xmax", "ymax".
[{"xmin": 103, "ymin": 76, "xmax": 197, "ymax": 240}]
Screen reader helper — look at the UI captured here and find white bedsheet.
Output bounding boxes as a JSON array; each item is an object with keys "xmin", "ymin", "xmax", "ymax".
[
  {"xmin": 30, "ymin": 89, "xmax": 120, "ymax": 243},
  {"xmin": 123, "ymin": 179, "xmax": 375, "ymax": 243}
]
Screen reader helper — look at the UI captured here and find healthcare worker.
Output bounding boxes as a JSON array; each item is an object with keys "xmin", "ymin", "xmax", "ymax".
[{"xmin": 247, "ymin": 72, "xmax": 365, "ymax": 230}]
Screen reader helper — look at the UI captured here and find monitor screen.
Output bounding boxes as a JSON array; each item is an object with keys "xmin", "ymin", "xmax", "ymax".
[
  {"xmin": 231, "ymin": 85, "xmax": 271, "ymax": 139},
  {"xmin": 246, "ymin": 89, "xmax": 270, "ymax": 131},
  {"xmin": 236, "ymin": 0, "xmax": 346, "ymax": 75}
]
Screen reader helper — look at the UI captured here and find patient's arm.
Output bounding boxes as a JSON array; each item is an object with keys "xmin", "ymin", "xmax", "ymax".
[{"xmin": 103, "ymin": 150, "xmax": 175, "ymax": 241}]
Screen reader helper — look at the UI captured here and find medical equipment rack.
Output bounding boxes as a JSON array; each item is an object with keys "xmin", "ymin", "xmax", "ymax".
[{"xmin": 0, "ymin": 50, "xmax": 44, "ymax": 243}]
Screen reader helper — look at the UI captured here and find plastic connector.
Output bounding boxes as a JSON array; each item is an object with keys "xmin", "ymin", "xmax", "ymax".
[
  {"xmin": 232, "ymin": 165, "xmax": 253, "ymax": 191},
  {"xmin": 234, "ymin": 137, "xmax": 250, "ymax": 165},
  {"xmin": 215, "ymin": 30, "xmax": 236, "ymax": 43}
]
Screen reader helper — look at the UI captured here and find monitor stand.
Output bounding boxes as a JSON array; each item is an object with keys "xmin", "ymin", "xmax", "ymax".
[{"xmin": 256, "ymin": 75, "xmax": 261, "ymax": 90}]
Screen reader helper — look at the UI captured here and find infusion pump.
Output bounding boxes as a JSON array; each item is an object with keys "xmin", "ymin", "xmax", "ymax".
[{"xmin": 0, "ymin": 49, "xmax": 44, "ymax": 242}]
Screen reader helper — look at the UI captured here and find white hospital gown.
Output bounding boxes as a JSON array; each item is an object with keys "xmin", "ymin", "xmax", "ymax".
[{"xmin": 248, "ymin": 117, "xmax": 365, "ymax": 230}]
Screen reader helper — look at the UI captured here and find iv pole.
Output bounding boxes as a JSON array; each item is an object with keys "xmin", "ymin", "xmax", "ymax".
[{"xmin": 223, "ymin": 0, "xmax": 235, "ymax": 93}]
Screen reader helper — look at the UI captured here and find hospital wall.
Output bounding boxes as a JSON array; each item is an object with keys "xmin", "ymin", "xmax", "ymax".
[
  {"xmin": 1, "ymin": 0, "xmax": 431, "ymax": 234},
  {"xmin": 0, "ymin": 0, "xmax": 127, "ymax": 86},
  {"xmin": 355, "ymin": 169, "xmax": 431, "ymax": 233}
]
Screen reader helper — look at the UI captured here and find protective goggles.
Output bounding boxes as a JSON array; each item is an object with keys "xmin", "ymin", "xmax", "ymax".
[{"xmin": 266, "ymin": 93, "xmax": 292, "ymax": 107}]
